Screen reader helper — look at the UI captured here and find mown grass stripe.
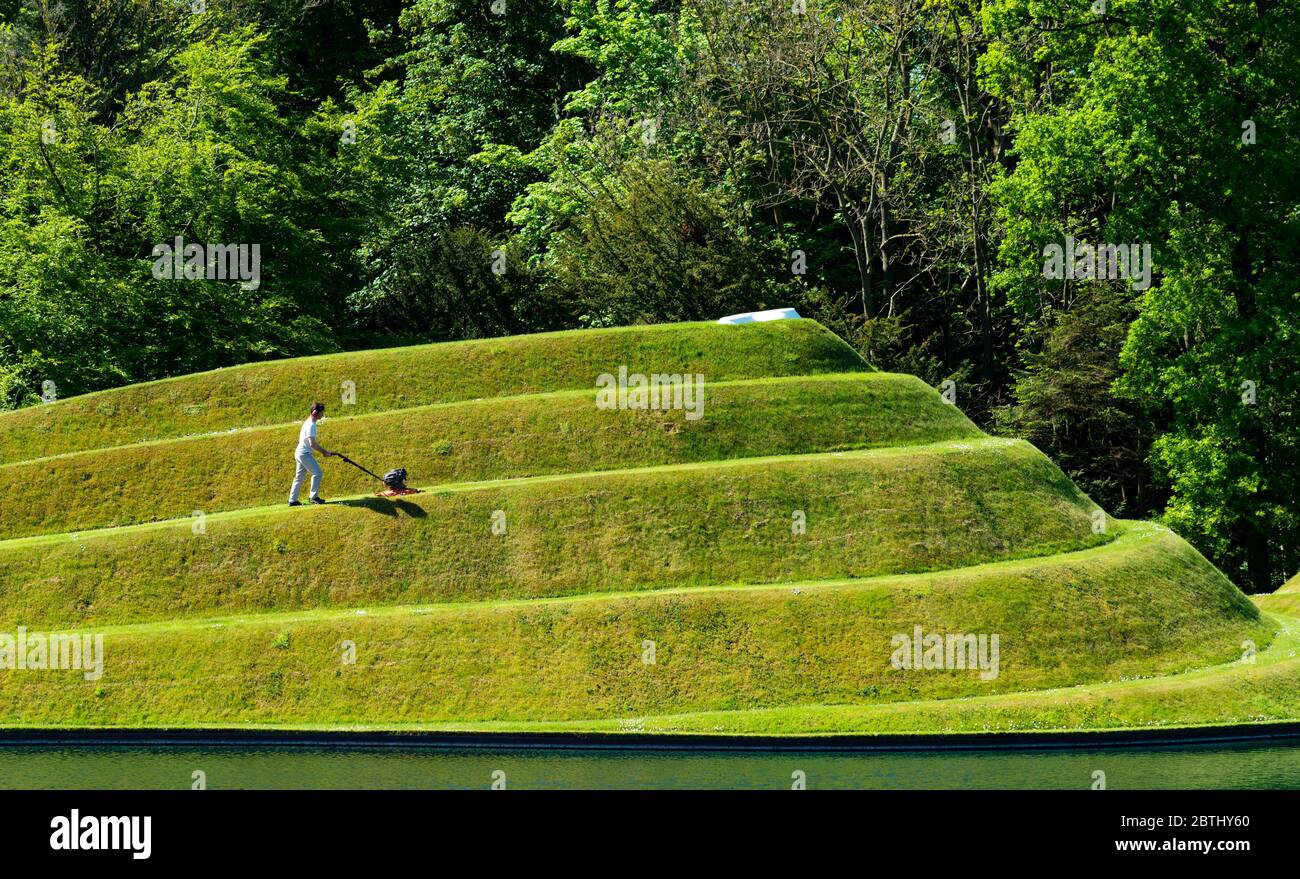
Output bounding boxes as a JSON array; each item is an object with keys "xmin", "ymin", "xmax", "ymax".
[
  {"xmin": 536, "ymin": 614, "xmax": 1300, "ymax": 738},
  {"xmin": 0, "ymin": 372, "xmax": 901, "ymax": 469},
  {"xmin": 0, "ymin": 438, "xmax": 1111, "ymax": 630},
  {"xmin": 0, "ymin": 373, "xmax": 981, "ymax": 539},
  {"xmin": 0, "ymin": 524, "xmax": 1265, "ymax": 729},
  {"xmin": 44, "ymin": 523, "xmax": 1154, "ymax": 637},
  {"xmin": 0, "ymin": 437, "xmax": 1020, "ymax": 551},
  {"xmin": 0, "ymin": 319, "xmax": 866, "ymax": 465},
  {"xmin": 1254, "ymin": 591, "xmax": 1300, "ymax": 616}
]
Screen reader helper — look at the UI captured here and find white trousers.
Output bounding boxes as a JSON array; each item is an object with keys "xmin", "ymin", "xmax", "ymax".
[{"xmin": 290, "ymin": 452, "xmax": 323, "ymax": 502}]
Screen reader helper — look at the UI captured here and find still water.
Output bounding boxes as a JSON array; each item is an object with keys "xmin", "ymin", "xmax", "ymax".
[{"xmin": 2, "ymin": 739, "xmax": 1299, "ymax": 789}]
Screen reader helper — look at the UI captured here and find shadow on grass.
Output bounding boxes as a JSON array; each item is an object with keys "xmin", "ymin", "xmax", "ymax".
[{"xmin": 337, "ymin": 497, "xmax": 428, "ymax": 519}]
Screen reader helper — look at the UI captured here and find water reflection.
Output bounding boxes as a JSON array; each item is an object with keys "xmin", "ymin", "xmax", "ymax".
[{"xmin": 2, "ymin": 739, "xmax": 1299, "ymax": 789}]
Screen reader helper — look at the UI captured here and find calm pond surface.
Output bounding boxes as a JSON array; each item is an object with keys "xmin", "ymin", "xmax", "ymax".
[{"xmin": 2, "ymin": 738, "xmax": 1299, "ymax": 789}]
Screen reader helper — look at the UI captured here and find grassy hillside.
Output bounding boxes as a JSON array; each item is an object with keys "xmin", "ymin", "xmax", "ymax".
[
  {"xmin": 1254, "ymin": 593, "xmax": 1300, "ymax": 617},
  {"xmin": 0, "ymin": 440, "xmax": 1107, "ymax": 628},
  {"xmin": 1249, "ymin": 572, "xmax": 1300, "ymax": 616},
  {"xmin": 0, "ymin": 373, "xmax": 981, "ymax": 539},
  {"xmin": 0, "ymin": 318, "xmax": 1282, "ymax": 736},
  {"xmin": 540, "ymin": 614, "xmax": 1300, "ymax": 736},
  {"xmin": 0, "ymin": 525, "xmax": 1267, "ymax": 728},
  {"xmin": 0, "ymin": 319, "xmax": 863, "ymax": 465}
]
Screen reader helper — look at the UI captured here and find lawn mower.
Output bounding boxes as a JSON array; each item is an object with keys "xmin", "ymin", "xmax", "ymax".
[{"xmin": 335, "ymin": 453, "xmax": 421, "ymax": 496}]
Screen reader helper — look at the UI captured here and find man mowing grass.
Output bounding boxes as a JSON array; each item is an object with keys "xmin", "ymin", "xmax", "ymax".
[{"xmin": 289, "ymin": 401, "xmax": 336, "ymax": 506}]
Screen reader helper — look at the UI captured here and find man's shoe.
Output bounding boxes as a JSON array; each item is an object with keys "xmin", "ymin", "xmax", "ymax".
[
  {"xmin": 309, "ymin": 496, "xmax": 326, "ymax": 504},
  {"xmin": 288, "ymin": 501, "xmax": 302, "ymax": 507}
]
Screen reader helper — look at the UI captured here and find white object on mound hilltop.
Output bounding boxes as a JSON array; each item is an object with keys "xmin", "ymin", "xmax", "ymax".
[{"xmin": 716, "ymin": 308, "xmax": 801, "ymax": 324}]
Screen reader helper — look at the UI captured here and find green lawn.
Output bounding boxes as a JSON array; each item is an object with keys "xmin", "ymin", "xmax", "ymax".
[
  {"xmin": 0, "ymin": 319, "xmax": 864, "ymax": 465},
  {"xmin": 0, "ymin": 439, "xmax": 1107, "ymax": 628},
  {"xmin": 1250, "ymin": 573, "xmax": 1300, "ymax": 616},
  {"xmin": 0, "ymin": 373, "xmax": 980, "ymax": 539},
  {"xmin": 1253, "ymin": 591, "xmax": 1300, "ymax": 616},
  {"xmin": 0, "ymin": 524, "xmax": 1268, "ymax": 728},
  {"xmin": 0, "ymin": 318, "xmax": 1286, "ymax": 736}
]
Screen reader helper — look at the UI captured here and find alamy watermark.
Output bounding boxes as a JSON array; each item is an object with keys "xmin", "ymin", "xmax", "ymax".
[
  {"xmin": 151, "ymin": 235, "xmax": 261, "ymax": 289},
  {"xmin": 890, "ymin": 625, "xmax": 1000, "ymax": 681},
  {"xmin": 1043, "ymin": 236, "xmax": 1152, "ymax": 291},
  {"xmin": 596, "ymin": 366, "xmax": 705, "ymax": 421},
  {"xmin": 0, "ymin": 627, "xmax": 104, "ymax": 680},
  {"xmin": 50, "ymin": 810, "xmax": 150, "ymax": 860}
]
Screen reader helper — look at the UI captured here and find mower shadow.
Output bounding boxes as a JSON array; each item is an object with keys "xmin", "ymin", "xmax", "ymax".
[{"xmin": 337, "ymin": 497, "xmax": 428, "ymax": 519}]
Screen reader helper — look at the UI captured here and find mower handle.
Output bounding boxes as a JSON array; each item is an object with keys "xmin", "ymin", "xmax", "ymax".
[{"xmin": 335, "ymin": 453, "xmax": 384, "ymax": 483}]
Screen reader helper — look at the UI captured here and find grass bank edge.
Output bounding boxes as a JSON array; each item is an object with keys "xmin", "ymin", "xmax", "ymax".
[
  {"xmin": 0, "ymin": 319, "xmax": 867, "ymax": 464},
  {"xmin": 12, "ymin": 522, "xmax": 1236, "ymax": 637},
  {"xmin": 0, "ymin": 373, "xmax": 981, "ymax": 539},
  {"xmin": 0, "ymin": 440, "xmax": 1116, "ymax": 629},
  {"xmin": 0, "ymin": 437, "xmax": 1060, "ymax": 551},
  {"xmin": 22, "ymin": 608, "xmax": 1275, "ymax": 737},
  {"xmin": 0, "ymin": 525, "xmax": 1266, "ymax": 727}
]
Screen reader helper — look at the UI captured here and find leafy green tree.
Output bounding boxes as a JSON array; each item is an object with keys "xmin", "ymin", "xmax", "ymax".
[
  {"xmin": 988, "ymin": 0, "xmax": 1300, "ymax": 590},
  {"xmin": 0, "ymin": 31, "xmax": 344, "ymax": 405},
  {"xmin": 997, "ymin": 287, "xmax": 1160, "ymax": 519},
  {"xmin": 547, "ymin": 149, "xmax": 784, "ymax": 324},
  {"xmin": 343, "ymin": 0, "xmax": 592, "ymax": 338}
]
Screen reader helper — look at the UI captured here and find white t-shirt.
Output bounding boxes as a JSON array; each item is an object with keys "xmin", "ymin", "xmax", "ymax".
[{"xmin": 296, "ymin": 417, "xmax": 318, "ymax": 457}]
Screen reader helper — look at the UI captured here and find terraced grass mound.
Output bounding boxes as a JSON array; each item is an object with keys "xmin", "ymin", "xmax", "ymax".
[
  {"xmin": 0, "ymin": 525, "xmax": 1263, "ymax": 722},
  {"xmin": 543, "ymin": 613, "xmax": 1300, "ymax": 736},
  {"xmin": 0, "ymin": 525, "xmax": 1267, "ymax": 727},
  {"xmin": 0, "ymin": 440, "xmax": 1104, "ymax": 628},
  {"xmin": 0, "ymin": 319, "xmax": 1280, "ymax": 736},
  {"xmin": 0, "ymin": 373, "xmax": 981, "ymax": 539},
  {"xmin": 1252, "ymin": 572, "xmax": 1300, "ymax": 617},
  {"xmin": 0, "ymin": 319, "xmax": 861, "ymax": 464},
  {"xmin": 1253, "ymin": 593, "xmax": 1300, "ymax": 617}
]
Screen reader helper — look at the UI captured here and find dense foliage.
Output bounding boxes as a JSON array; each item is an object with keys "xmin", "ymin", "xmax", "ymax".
[{"xmin": 0, "ymin": 0, "xmax": 1295, "ymax": 590}]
